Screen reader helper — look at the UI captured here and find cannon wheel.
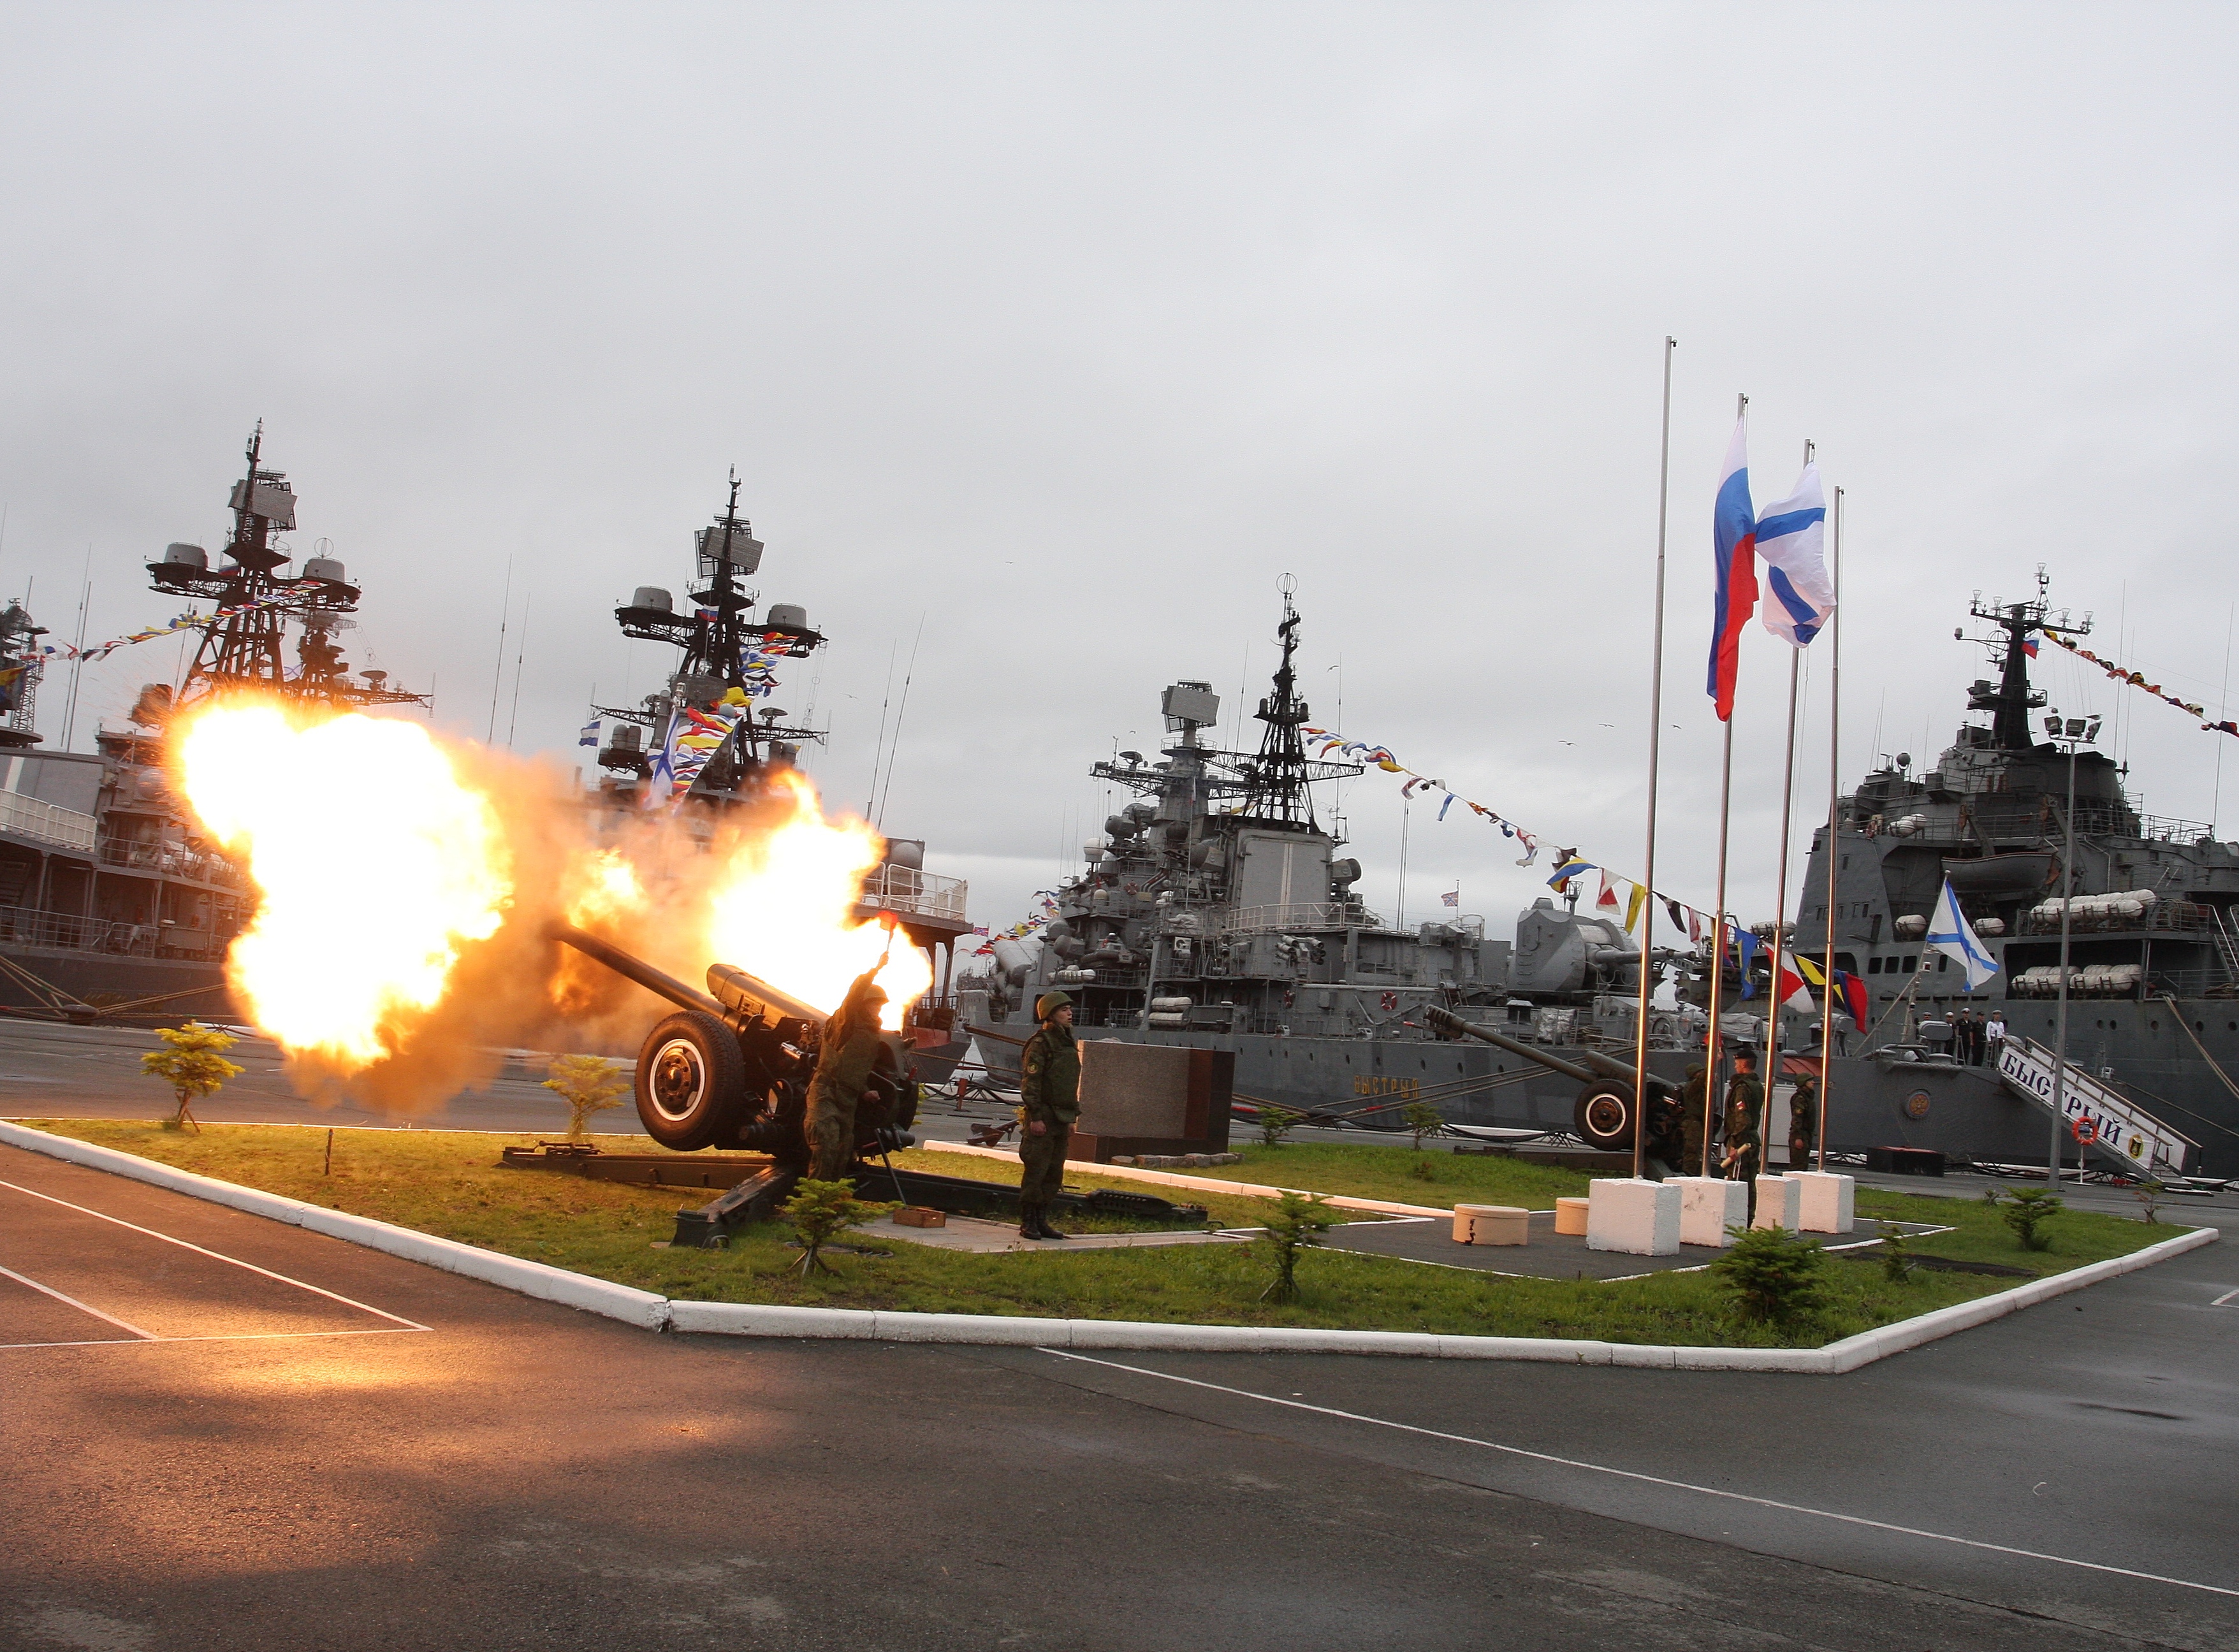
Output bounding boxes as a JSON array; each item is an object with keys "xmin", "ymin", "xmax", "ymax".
[
  {"xmin": 1573, "ymin": 1082, "xmax": 1635, "ymax": 1152},
  {"xmin": 636, "ymin": 1010, "xmax": 748, "ymax": 1151}
]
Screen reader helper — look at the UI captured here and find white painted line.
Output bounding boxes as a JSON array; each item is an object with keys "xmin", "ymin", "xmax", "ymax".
[
  {"xmin": 0, "ymin": 1261, "xmax": 157, "ymax": 1339},
  {"xmin": 0, "ymin": 1178, "xmax": 430, "ymax": 1331},
  {"xmin": 0, "ymin": 1327, "xmax": 426, "ymax": 1352},
  {"xmin": 1038, "ymin": 1348, "xmax": 2239, "ymax": 1601},
  {"xmin": 2213, "ymin": 1287, "xmax": 2239, "ymax": 1307}
]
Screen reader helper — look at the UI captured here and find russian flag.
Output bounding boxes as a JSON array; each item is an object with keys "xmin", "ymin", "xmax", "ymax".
[
  {"xmin": 1755, "ymin": 460, "xmax": 1834, "ymax": 648},
  {"xmin": 1706, "ymin": 416, "xmax": 1756, "ymax": 720}
]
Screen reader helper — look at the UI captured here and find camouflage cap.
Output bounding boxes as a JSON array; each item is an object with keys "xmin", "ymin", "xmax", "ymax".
[{"xmin": 1035, "ymin": 990, "xmax": 1074, "ymax": 1021}]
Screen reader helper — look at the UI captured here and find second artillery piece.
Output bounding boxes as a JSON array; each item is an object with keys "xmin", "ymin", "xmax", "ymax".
[
  {"xmin": 1421, "ymin": 1004, "xmax": 1686, "ymax": 1156},
  {"xmin": 540, "ymin": 925, "xmax": 1206, "ymax": 1245}
]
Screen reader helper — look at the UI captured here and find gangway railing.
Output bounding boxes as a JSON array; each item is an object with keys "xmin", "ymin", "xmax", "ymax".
[{"xmin": 1992, "ymin": 1035, "xmax": 2195, "ymax": 1177}]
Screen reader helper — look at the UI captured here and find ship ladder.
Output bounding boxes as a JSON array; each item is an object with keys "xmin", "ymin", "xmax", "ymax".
[{"xmin": 1991, "ymin": 1034, "xmax": 2196, "ymax": 1178}]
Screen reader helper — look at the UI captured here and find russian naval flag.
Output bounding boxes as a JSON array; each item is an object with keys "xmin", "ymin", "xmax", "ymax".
[
  {"xmin": 1755, "ymin": 460, "xmax": 1834, "ymax": 648},
  {"xmin": 1706, "ymin": 416, "xmax": 1756, "ymax": 720}
]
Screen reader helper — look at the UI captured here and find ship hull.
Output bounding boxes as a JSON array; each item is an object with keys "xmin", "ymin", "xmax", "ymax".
[
  {"xmin": 977, "ymin": 997, "xmax": 2239, "ymax": 1176},
  {"xmin": 0, "ymin": 945, "xmax": 235, "ymax": 1021}
]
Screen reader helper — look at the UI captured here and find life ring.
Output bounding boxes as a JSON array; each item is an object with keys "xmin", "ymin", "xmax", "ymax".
[{"xmin": 2071, "ymin": 1116, "xmax": 2098, "ymax": 1145}]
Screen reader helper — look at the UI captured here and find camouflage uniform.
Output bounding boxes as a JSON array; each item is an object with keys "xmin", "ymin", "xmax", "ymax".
[
  {"xmin": 806, "ymin": 973, "xmax": 887, "ymax": 1180},
  {"xmin": 1678, "ymin": 1066, "xmax": 1710, "ymax": 1178},
  {"xmin": 1787, "ymin": 1075, "xmax": 1819, "ymax": 1172},
  {"xmin": 1721, "ymin": 1068, "xmax": 1765, "ymax": 1214},
  {"xmin": 1017, "ymin": 992, "xmax": 1082, "ymax": 1235}
]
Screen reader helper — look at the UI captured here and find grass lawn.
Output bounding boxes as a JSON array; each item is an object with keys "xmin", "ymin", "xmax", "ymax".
[
  {"xmin": 1217, "ymin": 1139, "xmax": 1593, "ymax": 1206},
  {"xmin": 15, "ymin": 1120, "xmax": 2181, "ymax": 1349}
]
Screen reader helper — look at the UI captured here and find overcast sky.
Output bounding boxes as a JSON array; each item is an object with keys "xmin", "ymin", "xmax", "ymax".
[{"xmin": 4, "ymin": 3, "xmax": 2235, "ymax": 946}]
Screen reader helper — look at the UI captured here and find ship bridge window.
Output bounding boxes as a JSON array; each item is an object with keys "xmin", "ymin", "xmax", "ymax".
[
  {"xmin": 1937, "ymin": 956, "xmax": 1948, "ymax": 972},
  {"xmin": 1903, "ymin": 956, "xmax": 1917, "ymax": 972},
  {"xmin": 1868, "ymin": 957, "xmax": 1882, "ymax": 973}
]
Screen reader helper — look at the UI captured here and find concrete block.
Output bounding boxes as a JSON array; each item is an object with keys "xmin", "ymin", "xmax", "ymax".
[
  {"xmin": 1752, "ymin": 1175, "xmax": 1801, "ymax": 1232},
  {"xmin": 1790, "ymin": 1171, "xmax": 1855, "ymax": 1233},
  {"xmin": 1452, "ymin": 1205, "xmax": 1529, "ymax": 1246},
  {"xmin": 1075, "ymin": 1040, "xmax": 1233, "ymax": 1153},
  {"xmin": 1586, "ymin": 1178, "xmax": 1681, "ymax": 1255},
  {"xmin": 1671, "ymin": 1177, "xmax": 1749, "ymax": 1248},
  {"xmin": 1553, "ymin": 1196, "xmax": 1590, "ymax": 1236}
]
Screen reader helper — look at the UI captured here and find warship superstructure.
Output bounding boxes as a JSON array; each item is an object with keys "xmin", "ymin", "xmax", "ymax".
[
  {"xmin": 586, "ymin": 475, "xmax": 974, "ymax": 1054},
  {"xmin": 1794, "ymin": 574, "xmax": 2239, "ymax": 1177},
  {"xmin": 0, "ymin": 427, "xmax": 427, "ymax": 1015},
  {"xmin": 974, "ymin": 592, "xmax": 1703, "ymax": 1135}
]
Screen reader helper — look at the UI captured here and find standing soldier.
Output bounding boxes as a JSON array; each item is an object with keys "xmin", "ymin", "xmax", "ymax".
[
  {"xmin": 1787, "ymin": 1069, "xmax": 1819, "ymax": 1173},
  {"xmin": 806, "ymin": 970, "xmax": 889, "ymax": 1180},
  {"xmin": 1719, "ymin": 1047, "xmax": 1765, "ymax": 1215},
  {"xmin": 1017, "ymin": 990, "xmax": 1082, "ymax": 1240},
  {"xmin": 1678, "ymin": 1063, "xmax": 1710, "ymax": 1178}
]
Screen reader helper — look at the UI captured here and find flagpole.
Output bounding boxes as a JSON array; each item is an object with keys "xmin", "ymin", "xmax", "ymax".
[
  {"xmin": 1816, "ymin": 486, "xmax": 1844, "ymax": 1170},
  {"xmin": 1762, "ymin": 439, "xmax": 1810, "ymax": 1174},
  {"xmin": 1631, "ymin": 336, "xmax": 1677, "ymax": 1181},
  {"xmin": 1705, "ymin": 716, "xmax": 1735, "ymax": 1173},
  {"xmin": 1701, "ymin": 391, "xmax": 1746, "ymax": 1176}
]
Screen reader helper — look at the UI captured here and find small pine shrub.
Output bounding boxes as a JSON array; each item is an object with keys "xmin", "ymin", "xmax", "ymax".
[
  {"xmin": 1711, "ymin": 1225, "xmax": 1829, "ymax": 1327},
  {"xmin": 778, "ymin": 1179, "xmax": 896, "ymax": 1275},
  {"xmin": 1256, "ymin": 1105, "xmax": 1304, "ymax": 1148},
  {"xmin": 1996, "ymin": 1187, "xmax": 2062, "ymax": 1252},
  {"xmin": 1258, "ymin": 1190, "xmax": 1336, "ymax": 1303}
]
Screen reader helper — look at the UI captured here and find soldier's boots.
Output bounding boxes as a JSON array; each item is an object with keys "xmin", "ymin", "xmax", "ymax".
[
  {"xmin": 1017, "ymin": 1203, "xmax": 1067, "ymax": 1242},
  {"xmin": 1036, "ymin": 1209, "xmax": 1068, "ymax": 1241}
]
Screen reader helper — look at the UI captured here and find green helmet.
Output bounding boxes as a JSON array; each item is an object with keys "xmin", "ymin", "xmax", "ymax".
[{"xmin": 1035, "ymin": 990, "xmax": 1074, "ymax": 1022}]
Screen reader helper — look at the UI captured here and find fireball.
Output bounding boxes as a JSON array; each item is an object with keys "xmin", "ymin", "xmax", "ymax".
[
  {"xmin": 701, "ymin": 772, "xmax": 932, "ymax": 1029},
  {"xmin": 176, "ymin": 700, "xmax": 513, "ymax": 1068}
]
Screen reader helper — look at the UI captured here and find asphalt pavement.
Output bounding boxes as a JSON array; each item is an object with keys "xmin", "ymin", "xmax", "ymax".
[{"xmin": 4, "ymin": 1129, "xmax": 2236, "ymax": 1651}]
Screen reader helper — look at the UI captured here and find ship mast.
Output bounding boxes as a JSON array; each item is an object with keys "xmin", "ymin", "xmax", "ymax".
[
  {"xmin": 147, "ymin": 423, "xmax": 427, "ymax": 719},
  {"xmin": 1240, "ymin": 576, "xmax": 1317, "ymax": 828},
  {"xmin": 1967, "ymin": 567, "xmax": 2089, "ymax": 751},
  {"xmin": 604, "ymin": 471, "xmax": 827, "ymax": 798}
]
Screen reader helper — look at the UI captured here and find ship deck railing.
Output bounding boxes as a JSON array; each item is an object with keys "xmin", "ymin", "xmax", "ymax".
[
  {"xmin": 0, "ymin": 902, "xmax": 173, "ymax": 958},
  {"xmin": 96, "ymin": 836, "xmax": 246, "ymax": 889},
  {"xmin": 2012, "ymin": 899, "xmax": 2217, "ymax": 937},
  {"xmin": 855, "ymin": 864, "xmax": 968, "ymax": 925},
  {"xmin": 1221, "ymin": 902, "xmax": 1451, "ymax": 934},
  {"xmin": 0, "ymin": 791, "xmax": 98, "ymax": 854}
]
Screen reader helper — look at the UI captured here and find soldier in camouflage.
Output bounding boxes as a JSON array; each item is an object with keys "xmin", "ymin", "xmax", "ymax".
[
  {"xmin": 806, "ymin": 971, "xmax": 889, "ymax": 1181},
  {"xmin": 1017, "ymin": 990, "xmax": 1081, "ymax": 1240},
  {"xmin": 1678, "ymin": 1063, "xmax": 1710, "ymax": 1178},
  {"xmin": 1719, "ymin": 1047, "xmax": 1765, "ymax": 1217},
  {"xmin": 1787, "ymin": 1071, "xmax": 1820, "ymax": 1173}
]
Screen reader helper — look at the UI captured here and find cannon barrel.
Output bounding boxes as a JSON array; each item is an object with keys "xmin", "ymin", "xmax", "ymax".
[
  {"xmin": 551, "ymin": 922, "xmax": 729, "ymax": 1018},
  {"xmin": 550, "ymin": 923, "xmax": 831, "ymax": 1031},
  {"xmin": 1422, "ymin": 1004, "xmax": 1679, "ymax": 1098}
]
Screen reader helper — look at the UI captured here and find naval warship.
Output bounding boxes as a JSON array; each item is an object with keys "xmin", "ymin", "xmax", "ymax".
[
  {"xmin": 974, "ymin": 580, "xmax": 2236, "ymax": 1182},
  {"xmin": 1789, "ymin": 575, "xmax": 2239, "ymax": 1180},
  {"xmin": 0, "ymin": 426, "xmax": 428, "ymax": 1018},
  {"xmin": 968, "ymin": 588, "xmax": 1706, "ymax": 1138}
]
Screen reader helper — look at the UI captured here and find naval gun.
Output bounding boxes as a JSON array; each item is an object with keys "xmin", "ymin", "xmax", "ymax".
[
  {"xmin": 546, "ymin": 924, "xmax": 1207, "ymax": 1244},
  {"xmin": 1422, "ymin": 1004, "xmax": 1682, "ymax": 1152}
]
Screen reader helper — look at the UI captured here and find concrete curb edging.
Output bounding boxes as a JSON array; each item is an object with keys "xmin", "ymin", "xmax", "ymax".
[
  {"xmin": 1, "ymin": 1122, "xmax": 2213, "ymax": 1368},
  {"xmin": 657, "ymin": 1228, "xmax": 2214, "ymax": 1368},
  {"xmin": 926, "ymin": 1138, "xmax": 1453, "ymax": 1218},
  {"xmin": 0, "ymin": 1120, "xmax": 669, "ymax": 1332}
]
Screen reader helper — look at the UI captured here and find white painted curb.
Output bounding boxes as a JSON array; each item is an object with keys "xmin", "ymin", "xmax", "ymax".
[
  {"xmin": 924, "ymin": 1138, "xmax": 1454, "ymax": 1218},
  {"xmin": 0, "ymin": 1120, "xmax": 668, "ymax": 1332},
  {"xmin": 2, "ymin": 1122, "xmax": 2213, "ymax": 1368}
]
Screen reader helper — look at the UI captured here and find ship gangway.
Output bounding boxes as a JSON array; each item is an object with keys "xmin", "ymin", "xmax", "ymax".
[{"xmin": 1991, "ymin": 1036, "xmax": 2196, "ymax": 1178}]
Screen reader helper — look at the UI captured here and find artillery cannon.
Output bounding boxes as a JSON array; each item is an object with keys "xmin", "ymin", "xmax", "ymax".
[
  {"xmin": 1422, "ymin": 1003, "xmax": 1682, "ymax": 1152},
  {"xmin": 548, "ymin": 924, "xmax": 1206, "ymax": 1244}
]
